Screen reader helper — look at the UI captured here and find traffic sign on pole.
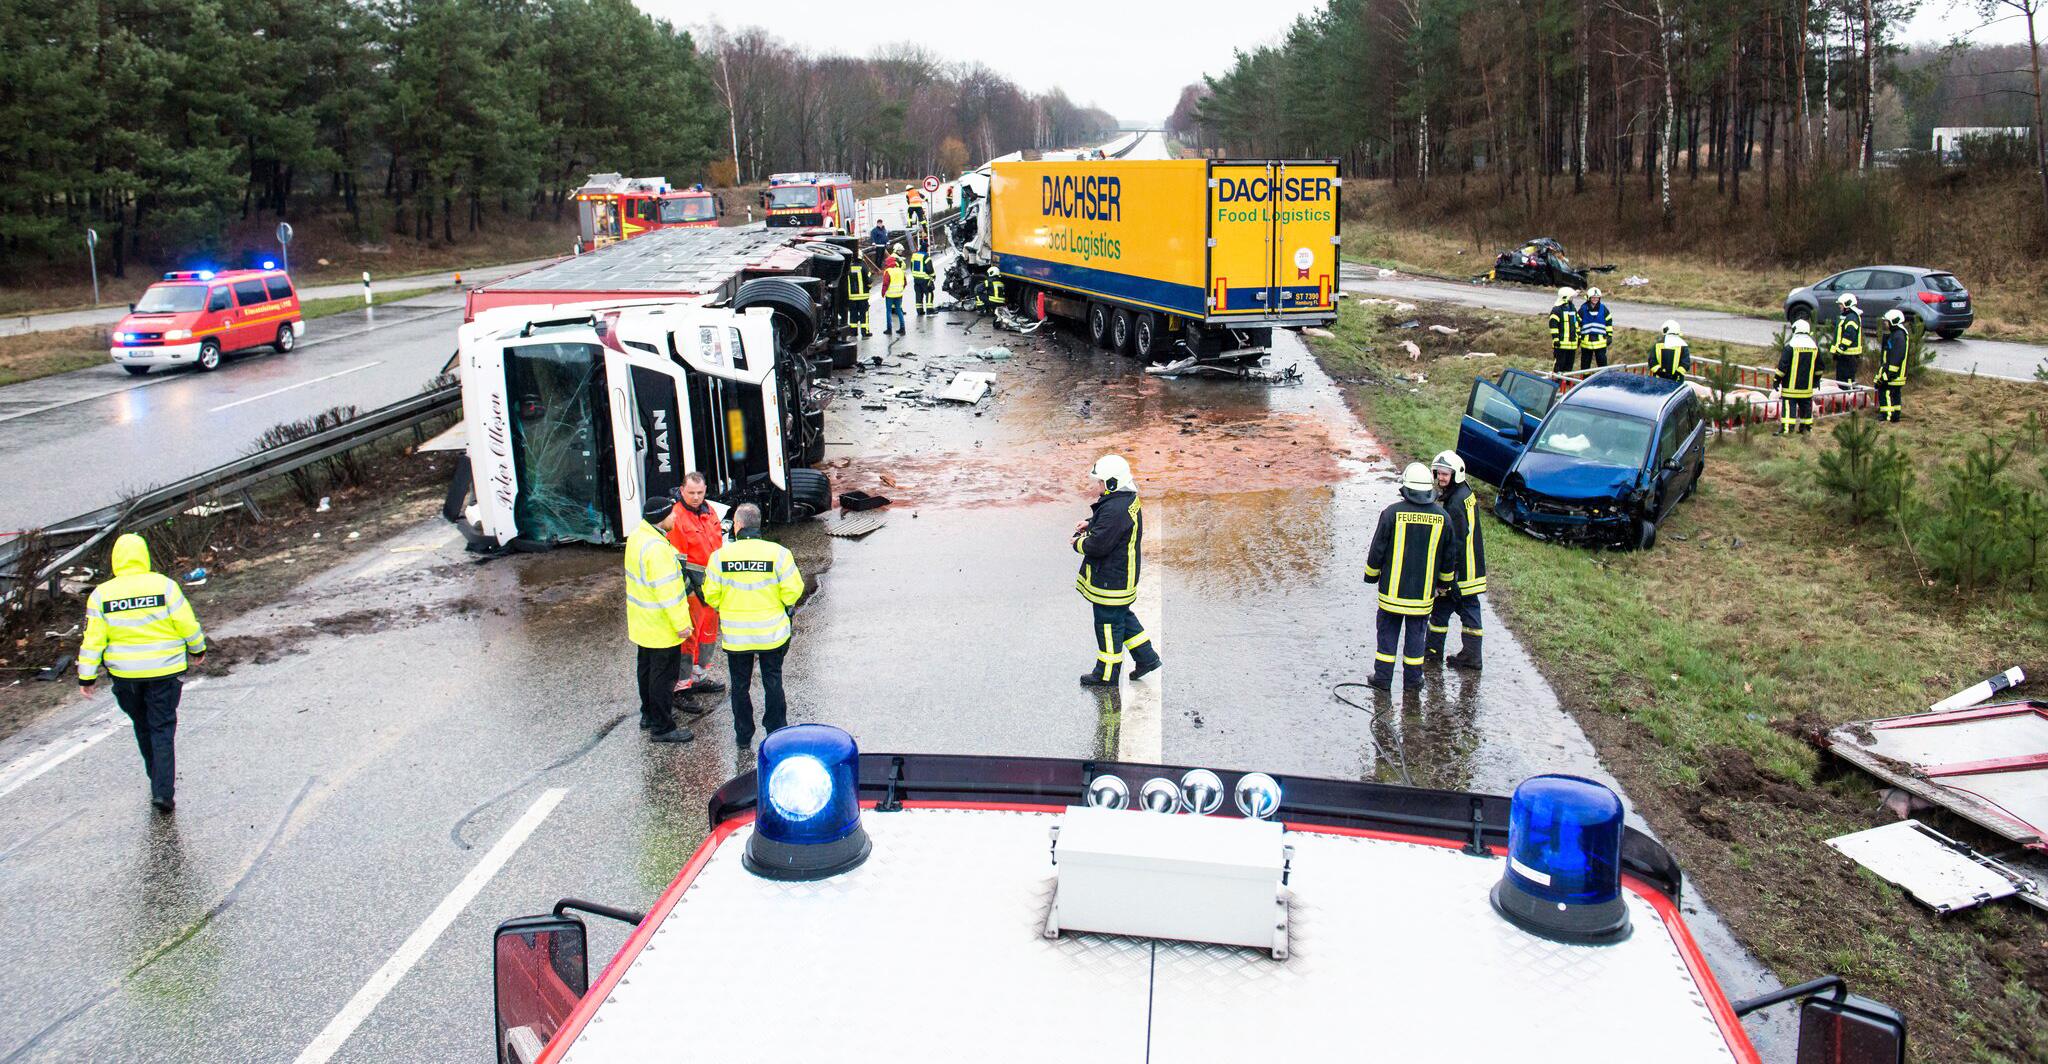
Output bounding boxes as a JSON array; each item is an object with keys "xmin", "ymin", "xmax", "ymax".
[
  {"xmin": 85, "ymin": 228, "xmax": 100, "ymax": 307},
  {"xmin": 276, "ymin": 222, "xmax": 294, "ymax": 274},
  {"xmin": 922, "ymin": 175, "xmax": 940, "ymax": 193}
]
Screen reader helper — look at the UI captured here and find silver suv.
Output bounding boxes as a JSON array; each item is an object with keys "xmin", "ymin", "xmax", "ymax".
[{"xmin": 1784, "ymin": 266, "xmax": 1973, "ymax": 339}]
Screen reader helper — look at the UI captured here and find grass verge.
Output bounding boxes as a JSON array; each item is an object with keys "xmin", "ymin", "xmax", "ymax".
[
  {"xmin": 0, "ymin": 286, "xmax": 446, "ymax": 388},
  {"xmin": 1309, "ymin": 298, "xmax": 2048, "ymax": 1062}
]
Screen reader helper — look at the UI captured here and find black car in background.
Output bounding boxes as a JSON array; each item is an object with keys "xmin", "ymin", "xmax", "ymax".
[{"xmin": 1489, "ymin": 238, "xmax": 1600, "ymax": 289}]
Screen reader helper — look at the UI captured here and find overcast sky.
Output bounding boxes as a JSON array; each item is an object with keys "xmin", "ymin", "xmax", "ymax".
[{"xmin": 641, "ymin": 0, "xmax": 2039, "ymax": 123}]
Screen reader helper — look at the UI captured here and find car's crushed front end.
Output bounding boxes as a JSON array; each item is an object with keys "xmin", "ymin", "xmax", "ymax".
[{"xmin": 1493, "ymin": 458, "xmax": 1647, "ymax": 547}]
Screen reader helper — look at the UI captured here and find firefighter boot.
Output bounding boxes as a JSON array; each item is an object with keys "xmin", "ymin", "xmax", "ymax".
[
  {"xmin": 1446, "ymin": 649, "xmax": 1483, "ymax": 671},
  {"xmin": 1079, "ymin": 667, "xmax": 1120, "ymax": 688}
]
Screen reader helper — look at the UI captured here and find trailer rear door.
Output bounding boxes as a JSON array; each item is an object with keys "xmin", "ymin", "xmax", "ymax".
[{"xmin": 1206, "ymin": 161, "xmax": 1339, "ymax": 323}]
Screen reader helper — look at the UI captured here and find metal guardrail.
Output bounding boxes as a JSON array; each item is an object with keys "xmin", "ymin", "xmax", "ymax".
[{"xmin": 0, "ymin": 385, "xmax": 460, "ymax": 604}]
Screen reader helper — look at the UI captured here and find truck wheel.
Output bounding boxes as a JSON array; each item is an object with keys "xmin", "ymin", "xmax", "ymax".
[
  {"xmin": 273, "ymin": 324, "xmax": 296, "ymax": 353},
  {"xmin": 196, "ymin": 339, "xmax": 222, "ymax": 371},
  {"xmin": 1088, "ymin": 303, "xmax": 1111, "ymax": 348},
  {"xmin": 787, "ymin": 468, "xmax": 832, "ymax": 521},
  {"xmin": 1132, "ymin": 313, "xmax": 1161, "ymax": 362},
  {"xmin": 734, "ymin": 277, "xmax": 819, "ymax": 355},
  {"xmin": 123, "ymin": 365, "xmax": 150, "ymax": 376},
  {"xmin": 1110, "ymin": 308, "xmax": 1134, "ymax": 354}
]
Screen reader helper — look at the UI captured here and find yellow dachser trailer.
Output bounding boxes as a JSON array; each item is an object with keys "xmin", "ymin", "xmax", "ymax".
[{"xmin": 987, "ymin": 158, "xmax": 1339, "ymax": 367}]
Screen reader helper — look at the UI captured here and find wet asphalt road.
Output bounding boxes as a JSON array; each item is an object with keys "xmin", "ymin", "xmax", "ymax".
[
  {"xmin": 0, "ymin": 291, "xmax": 469, "ymax": 535},
  {"xmin": 0, "ymin": 296, "xmax": 1792, "ymax": 1059},
  {"xmin": 1344, "ymin": 264, "xmax": 2048, "ymax": 381}
]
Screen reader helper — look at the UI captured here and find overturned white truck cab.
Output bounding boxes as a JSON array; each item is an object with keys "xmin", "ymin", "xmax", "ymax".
[{"xmin": 446, "ymin": 227, "xmax": 860, "ymax": 549}]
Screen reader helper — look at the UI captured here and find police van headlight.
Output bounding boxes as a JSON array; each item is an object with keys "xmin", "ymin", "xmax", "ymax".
[
  {"xmin": 165, "ymin": 329, "xmax": 191, "ymax": 340},
  {"xmin": 1489, "ymin": 774, "xmax": 1631, "ymax": 944},
  {"xmin": 744, "ymin": 724, "xmax": 871, "ymax": 882}
]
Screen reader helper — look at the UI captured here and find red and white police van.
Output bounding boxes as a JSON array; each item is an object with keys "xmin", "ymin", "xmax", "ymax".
[
  {"xmin": 109, "ymin": 267, "xmax": 304, "ymax": 375},
  {"xmin": 490, "ymin": 724, "xmax": 1909, "ymax": 1063}
]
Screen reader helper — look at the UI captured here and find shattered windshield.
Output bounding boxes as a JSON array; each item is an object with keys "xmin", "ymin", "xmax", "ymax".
[
  {"xmin": 1531, "ymin": 408, "xmax": 1652, "ymax": 468},
  {"xmin": 504, "ymin": 342, "xmax": 612, "ymax": 543},
  {"xmin": 767, "ymin": 187, "xmax": 818, "ymax": 210}
]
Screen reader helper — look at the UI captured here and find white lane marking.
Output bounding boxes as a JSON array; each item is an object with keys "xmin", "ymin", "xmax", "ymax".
[
  {"xmin": 1117, "ymin": 499, "xmax": 1164, "ymax": 763},
  {"xmin": 291, "ymin": 787, "xmax": 568, "ymax": 1064},
  {"xmin": 207, "ymin": 361, "xmax": 383, "ymax": 413},
  {"xmin": 0, "ymin": 676, "xmax": 209, "ymax": 800}
]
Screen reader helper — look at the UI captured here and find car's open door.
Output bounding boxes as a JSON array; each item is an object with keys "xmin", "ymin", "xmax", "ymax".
[{"xmin": 1458, "ymin": 374, "xmax": 1542, "ymax": 486}]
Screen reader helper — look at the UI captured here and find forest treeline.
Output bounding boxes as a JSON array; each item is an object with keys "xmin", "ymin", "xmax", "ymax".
[
  {"xmin": 1170, "ymin": 0, "xmax": 2048, "ymax": 231},
  {"xmin": 0, "ymin": 0, "xmax": 1116, "ymax": 277}
]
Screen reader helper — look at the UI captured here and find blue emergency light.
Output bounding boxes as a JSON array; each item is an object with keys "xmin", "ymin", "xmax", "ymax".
[
  {"xmin": 744, "ymin": 724, "xmax": 871, "ymax": 881},
  {"xmin": 1489, "ymin": 774, "xmax": 1631, "ymax": 944},
  {"xmin": 262, "ymin": 260, "xmax": 276, "ymax": 270}
]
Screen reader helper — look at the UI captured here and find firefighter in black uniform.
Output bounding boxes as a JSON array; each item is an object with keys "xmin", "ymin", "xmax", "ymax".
[
  {"xmin": 1365, "ymin": 463, "xmax": 1458, "ymax": 690},
  {"xmin": 1548, "ymin": 287, "xmax": 1580, "ymax": 374},
  {"xmin": 1778, "ymin": 319, "xmax": 1821, "ymax": 435},
  {"xmin": 843, "ymin": 255, "xmax": 871, "ymax": 336},
  {"xmin": 1425, "ymin": 451, "xmax": 1486, "ymax": 671},
  {"xmin": 1876, "ymin": 308, "xmax": 1909, "ymax": 422},
  {"xmin": 1074, "ymin": 455, "xmax": 1161, "ymax": 687},
  {"xmin": 1649, "ymin": 320, "xmax": 1691, "ymax": 381},
  {"xmin": 909, "ymin": 239, "xmax": 936, "ymax": 317},
  {"xmin": 1831, "ymin": 292, "xmax": 1864, "ymax": 384}
]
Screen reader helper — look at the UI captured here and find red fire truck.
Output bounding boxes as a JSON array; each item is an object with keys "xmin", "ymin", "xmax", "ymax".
[
  {"xmin": 572, "ymin": 174, "xmax": 723, "ymax": 252},
  {"xmin": 763, "ymin": 172, "xmax": 856, "ymax": 232},
  {"xmin": 490, "ymin": 725, "xmax": 1910, "ymax": 1063}
]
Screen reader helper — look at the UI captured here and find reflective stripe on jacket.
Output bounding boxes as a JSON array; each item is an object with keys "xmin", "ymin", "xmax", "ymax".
[
  {"xmin": 909, "ymin": 252, "xmax": 932, "ymax": 280},
  {"xmin": 1442, "ymin": 483, "xmax": 1487, "ymax": 596},
  {"xmin": 1650, "ymin": 337, "xmax": 1691, "ymax": 379},
  {"xmin": 1548, "ymin": 301, "xmax": 1580, "ymax": 349},
  {"xmin": 986, "ymin": 276, "xmax": 1006, "ymax": 304},
  {"xmin": 1075, "ymin": 489, "xmax": 1142, "ymax": 607},
  {"xmin": 1364, "ymin": 500, "xmax": 1456, "ymax": 615},
  {"xmin": 625, "ymin": 520, "xmax": 693, "ymax": 648},
  {"xmin": 845, "ymin": 265, "xmax": 869, "ymax": 299},
  {"xmin": 1577, "ymin": 302, "xmax": 1611, "ymax": 348},
  {"xmin": 79, "ymin": 534, "xmax": 205, "ymax": 681},
  {"xmin": 885, "ymin": 265, "xmax": 907, "ymax": 297},
  {"xmin": 1878, "ymin": 325, "xmax": 1910, "ymax": 385},
  {"xmin": 702, "ymin": 536, "xmax": 803, "ymax": 651},
  {"xmin": 1832, "ymin": 313, "xmax": 1863, "ymax": 356},
  {"xmin": 1779, "ymin": 337, "xmax": 1821, "ymax": 397}
]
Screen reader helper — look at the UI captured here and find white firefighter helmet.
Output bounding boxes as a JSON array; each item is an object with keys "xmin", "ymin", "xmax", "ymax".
[
  {"xmin": 1837, "ymin": 292, "xmax": 1859, "ymax": 310},
  {"xmin": 1884, "ymin": 308, "xmax": 1907, "ymax": 327},
  {"xmin": 1586, "ymin": 287, "xmax": 1603, "ymax": 299},
  {"xmin": 1661, "ymin": 319, "xmax": 1682, "ymax": 336},
  {"xmin": 1432, "ymin": 450, "xmax": 1466, "ymax": 485},
  {"xmin": 1792, "ymin": 319, "xmax": 1812, "ymax": 336},
  {"xmin": 1400, "ymin": 462, "xmax": 1436, "ymax": 504},
  {"xmin": 1557, "ymin": 287, "xmax": 1577, "ymax": 302},
  {"xmin": 1089, "ymin": 454, "xmax": 1133, "ymax": 492}
]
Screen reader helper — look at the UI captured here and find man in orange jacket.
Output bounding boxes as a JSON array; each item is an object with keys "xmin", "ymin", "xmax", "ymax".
[{"xmin": 665, "ymin": 472, "xmax": 727, "ymax": 700}]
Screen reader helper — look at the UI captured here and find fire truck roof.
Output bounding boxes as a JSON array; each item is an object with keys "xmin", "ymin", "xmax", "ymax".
[{"xmin": 544, "ymin": 805, "xmax": 1751, "ymax": 1062}]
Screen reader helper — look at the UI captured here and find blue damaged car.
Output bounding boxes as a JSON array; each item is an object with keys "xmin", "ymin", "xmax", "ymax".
[{"xmin": 1455, "ymin": 368, "xmax": 1705, "ymax": 550}]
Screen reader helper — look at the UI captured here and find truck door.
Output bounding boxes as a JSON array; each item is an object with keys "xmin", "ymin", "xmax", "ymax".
[
  {"xmin": 1209, "ymin": 163, "xmax": 1278, "ymax": 318},
  {"xmin": 603, "ymin": 343, "xmax": 694, "ymax": 532},
  {"xmin": 1270, "ymin": 162, "xmax": 1339, "ymax": 316}
]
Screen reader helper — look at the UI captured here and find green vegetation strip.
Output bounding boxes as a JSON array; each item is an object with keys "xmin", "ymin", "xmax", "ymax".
[{"xmin": 1309, "ymin": 300, "xmax": 2048, "ymax": 1062}]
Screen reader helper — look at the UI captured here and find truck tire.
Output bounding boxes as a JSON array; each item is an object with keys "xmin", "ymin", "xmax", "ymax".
[
  {"xmin": 1088, "ymin": 303, "xmax": 1111, "ymax": 348},
  {"xmin": 734, "ymin": 277, "xmax": 818, "ymax": 355},
  {"xmin": 1110, "ymin": 308, "xmax": 1134, "ymax": 354},
  {"xmin": 1133, "ymin": 313, "xmax": 1161, "ymax": 362},
  {"xmin": 787, "ymin": 468, "xmax": 832, "ymax": 521}
]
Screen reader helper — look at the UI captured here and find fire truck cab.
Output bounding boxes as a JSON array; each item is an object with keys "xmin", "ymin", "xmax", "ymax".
[
  {"xmin": 491, "ymin": 727, "xmax": 1909, "ymax": 1064},
  {"xmin": 764, "ymin": 171, "xmax": 855, "ymax": 232},
  {"xmin": 657, "ymin": 187, "xmax": 720, "ymax": 229}
]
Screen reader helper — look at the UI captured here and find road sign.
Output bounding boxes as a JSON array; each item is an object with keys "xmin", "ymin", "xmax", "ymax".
[
  {"xmin": 922, "ymin": 175, "xmax": 940, "ymax": 193},
  {"xmin": 276, "ymin": 222, "xmax": 294, "ymax": 244},
  {"xmin": 276, "ymin": 222, "xmax": 294, "ymax": 273},
  {"xmin": 85, "ymin": 227, "xmax": 100, "ymax": 307}
]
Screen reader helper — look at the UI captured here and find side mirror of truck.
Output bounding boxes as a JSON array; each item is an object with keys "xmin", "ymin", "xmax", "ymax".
[
  {"xmin": 493, "ymin": 913, "xmax": 588, "ymax": 1064},
  {"xmin": 1796, "ymin": 993, "xmax": 1906, "ymax": 1064}
]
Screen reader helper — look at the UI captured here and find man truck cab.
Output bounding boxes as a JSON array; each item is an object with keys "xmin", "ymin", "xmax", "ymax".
[
  {"xmin": 109, "ymin": 268, "xmax": 304, "ymax": 375},
  {"xmin": 451, "ymin": 300, "xmax": 830, "ymax": 550}
]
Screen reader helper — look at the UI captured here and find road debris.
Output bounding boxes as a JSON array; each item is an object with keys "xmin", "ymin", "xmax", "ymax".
[
  {"xmin": 1464, "ymin": 352, "xmax": 1497, "ymax": 359},
  {"xmin": 1930, "ymin": 666, "xmax": 2025, "ymax": 712},
  {"xmin": 1401, "ymin": 341, "xmax": 1422, "ymax": 360},
  {"xmin": 1303, "ymin": 327, "xmax": 1335, "ymax": 339},
  {"xmin": 933, "ymin": 372, "xmax": 997, "ymax": 404},
  {"xmin": 1622, "ymin": 275, "xmax": 1650, "ymax": 286},
  {"xmin": 1825, "ymin": 698, "xmax": 2048, "ymax": 856},
  {"xmin": 182, "ymin": 567, "xmax": 209, "ymax": 586},
  {"xmin": 967, "ymin": 346, "xmax": 1014, "ymax": 361},
  {"xmin": 1395, "ymin": 320, "xmax": 1420, "ymax": 330},
  {"xmin": 1826, "ymin": 820, "xmax": 2039, "ymax": 914},
  {"xmin": 316, "ymin": 496, "xmax": 332, "ymax": 513},
  {"xmin": 837, "ymin": 490, "xmax": 890, "ymax": 512},
  {"xmin": 822, "ymin": 512, "xmax": 887, "ymax": 539},
  {"xmin": 1427, "ymin": 324, "xmax": 1459, "ymax": 336}
]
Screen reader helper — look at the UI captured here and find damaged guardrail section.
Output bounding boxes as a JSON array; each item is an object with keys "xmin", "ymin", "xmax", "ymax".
[{"xmin": 0, "ymin": 385, "xmax": 460, "ymax": 609}]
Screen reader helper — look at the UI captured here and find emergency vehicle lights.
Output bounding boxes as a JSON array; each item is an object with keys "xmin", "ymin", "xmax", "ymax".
[
  {"xmin": 744, "ymin": 724, "xmax": 871, "ymax": 882},
  {"xmin": 263, "ymin": 260, "xmax": 277, "ymax": 270},
  {"xmin": 1489, "ymin": 774, "xmax": 1631, "ymax": 944}
]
